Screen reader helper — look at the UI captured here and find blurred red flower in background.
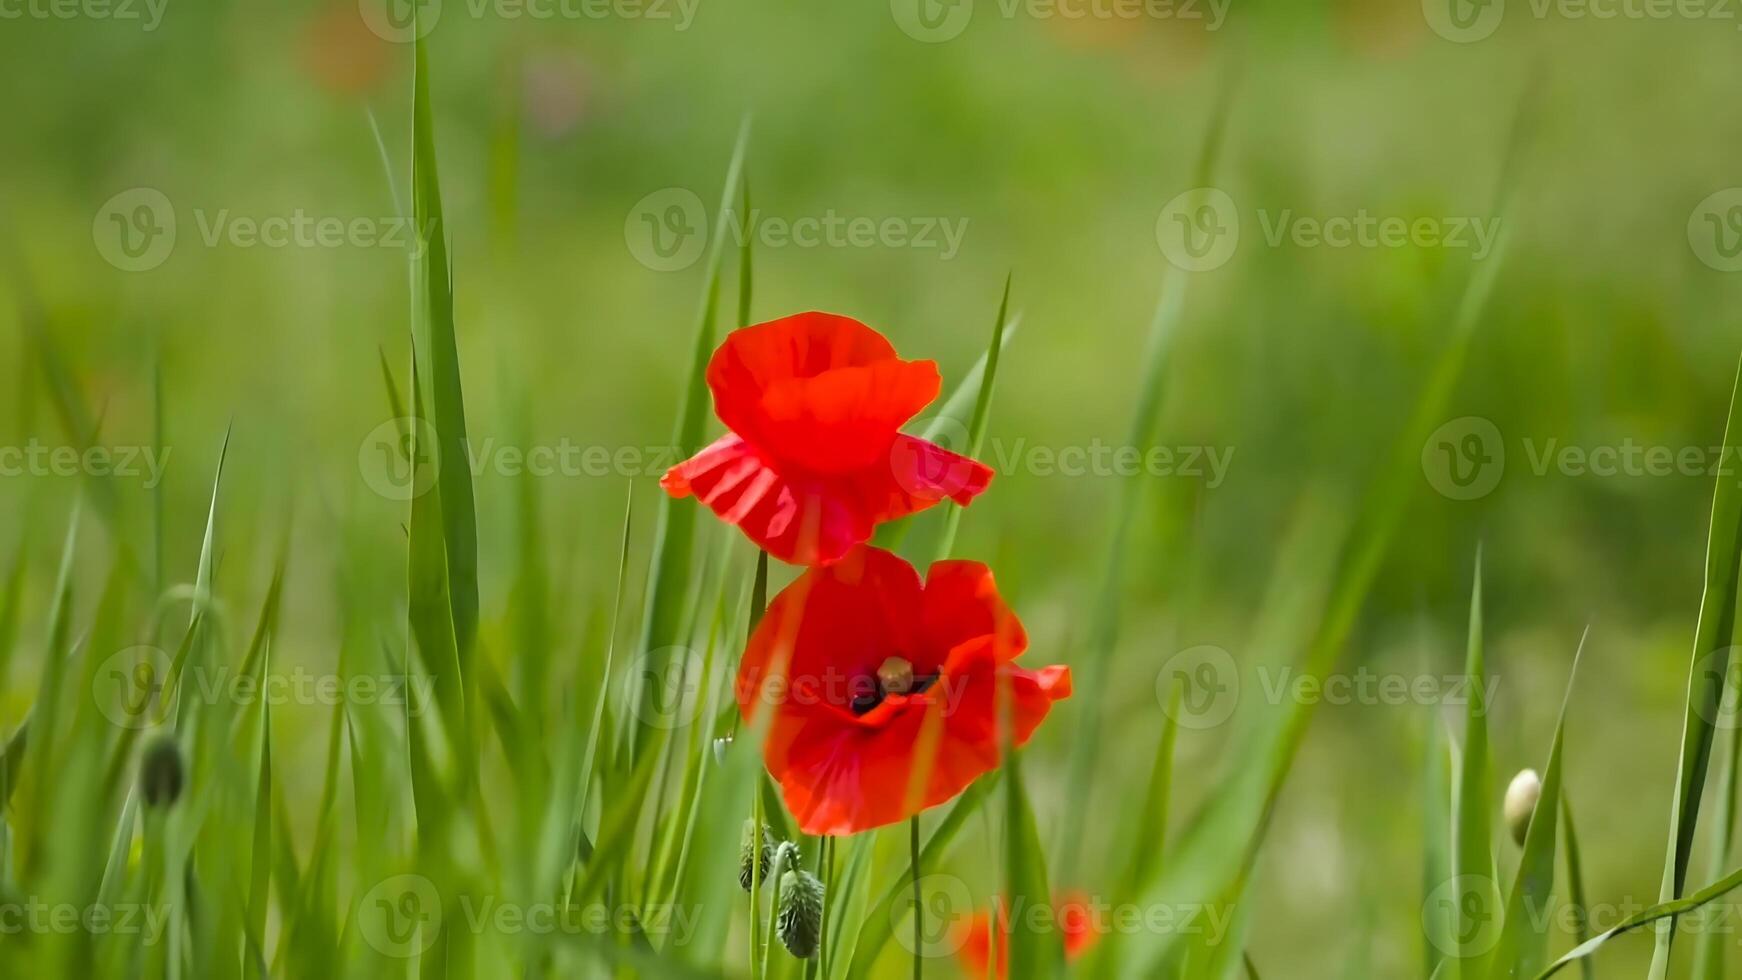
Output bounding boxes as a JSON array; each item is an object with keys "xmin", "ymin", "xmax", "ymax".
[
  {"xmin": 736, "ymin": 545, "xmax": 1070, "ymax": 835},
  {"xmin": 956, "ymin": 891, "xmax": 1101, "ymax": 978},
  {"xmin": 662, "ymin": 312, "xmax": 992, "ymax": 565}
]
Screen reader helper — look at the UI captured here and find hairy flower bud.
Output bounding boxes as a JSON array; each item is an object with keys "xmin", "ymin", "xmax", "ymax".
[
  {"xmin": 1504, "ymin": 768, "xmax": 1542, "ymax": 846},
  {"xmin": 777, "ymin": 868, "xmax": 825, "ymax": 959},
  {"xmin": 739, "ymin": 821, "xmax": 773, "ymax": 892}
]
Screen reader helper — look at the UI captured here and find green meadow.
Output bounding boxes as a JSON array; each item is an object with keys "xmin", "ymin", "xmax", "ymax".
[{"xmin": 5, "ymin": 2, "xmax": 1742, "ymax": 977}]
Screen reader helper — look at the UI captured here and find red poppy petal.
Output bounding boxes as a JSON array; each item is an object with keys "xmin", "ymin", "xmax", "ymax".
[
  {"xmin": 707, "ymin": 312, "xmax": 942, "ymax": 473},
  {"xmin": 738, "ymin": 546, "xmax": 924, "ymax": 722},
  {"xmin": 708, "ymin": 312, "xmax": 897, "ymax": 446},
  {"xmin": 662, "ymin": 435, "xmax": 871, "ymax": 565},
  {"xmin": 665, "ymin": 435, "xmax": 991, "ymax": 565},
  {"xmin": 837, "ymin": 435, "xmax": 992, "ymax": 540},
  {"xmin": 920, "ymin": 560, "xmax": 1028, "ymax": 664},
  {"xmin": 770, "ymin": 646, "xmax": 1070, "ymax": 836},
  {"xmin": 754, "ymin": 359, "xmax": 942, "ymax": 472}
]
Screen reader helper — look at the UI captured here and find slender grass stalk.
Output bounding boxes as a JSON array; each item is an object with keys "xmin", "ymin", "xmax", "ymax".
[
  {"xmin": 1648, "ymin": 351, "xmax": 1742, "ymax": 978},
  {"xmin": 910, "ymin": 816, "xmax": 922, "ymax": 980},
  {"xmin": 1560, "ymin": 795, "xmax": 1594, "ymax": 980},
  {"xmin": 1057, "ymin": 75, "xmax": 1234, "ymax": 872}
]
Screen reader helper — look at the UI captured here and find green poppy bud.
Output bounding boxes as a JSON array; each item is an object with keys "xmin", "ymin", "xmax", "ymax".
[
  {"xmin": 777, "ymin": 868, "xmax": 825, "ymax": 959},
  {"xmin": 1504, "ymin": 768, "xmax": 1541, "ymax": 846},
  {"xmin": 739, "ymin": 821, "xmax": 773, "ymax": 892},
  {"xmin": 140, "ymin": 732, "xmax": 184, "ymax": 809}
]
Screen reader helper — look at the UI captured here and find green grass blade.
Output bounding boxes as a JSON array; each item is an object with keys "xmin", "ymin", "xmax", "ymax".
[
  {"xmin": 1425, "ymin": 707, "xmax": 1456, "ymax": 978},
  {"xmin": 1004, "ymin": 744, "xmax": 1060, "ymax": 980},
  {"xmin": 1649, "ymin": 350, "xmax": 1742, "ymax": 977},
  {"xmin": 1121, "ymin": 154, "xmax": 1512, "ymax": 979},
  {"xmin": 1538, "ymin": 861, "xmax": 1742, "ymax": 979},
  {"xmin": 633, "ymin": 118, "xmax": 751, "ymax": 761},
  {"xmin": 845, "ymin": 771, "xmax": 1000, "ymax": 979},
  {"xmin": 1488, "ymin": 629, "xmax": 1585, "ymax": 980},
  {"xmin": 412, "ymin": 27, "xmax": 480, "ymax": 661},
  {"xmin": 1058, "ymin": 81, "xmax": 1233, "ymax": 869},
  {"xmin": 1455, "ymin": 553, "xmax": 1497, "ymax": 980},
  {"xmin": 932, "ymin": 274, "xmax": 1010, "ymax": 562},
  {"xmin": 1561, "ymin": 797, "xmax": 1595, "ymax": 980}
]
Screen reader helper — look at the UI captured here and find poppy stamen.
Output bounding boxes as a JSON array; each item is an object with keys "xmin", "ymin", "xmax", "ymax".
[
  {"xmin": 877, "ymin": 656, "xmax": 916, "ymax": 695},
  {"xmin": 849, "ymin": 657, "xmax": 942, "ymax": 716}
]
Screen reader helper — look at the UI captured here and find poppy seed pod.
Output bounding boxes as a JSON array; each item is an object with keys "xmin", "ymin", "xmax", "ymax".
[
  {"xmin": 1504, "ymin": 768, "xmax": 1542, "ymax": 845},
  {"xmin": 139, "ymin": 732, "xmax": 185, "ymax": 809},
  {"xmin": 738, "ymin": 821, "xmax": 773, "ymax": 892},
  {"xmin": 777, "ymin": 868, "xmax": 825, "ymax": 959}
]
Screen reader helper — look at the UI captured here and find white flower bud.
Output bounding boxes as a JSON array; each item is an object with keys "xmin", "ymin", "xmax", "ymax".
[{"xmin": 1504, "ymin": 768, "xmax": 1542, "ymax": 846}]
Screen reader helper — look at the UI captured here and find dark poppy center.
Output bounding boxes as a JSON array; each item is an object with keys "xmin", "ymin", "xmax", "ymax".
[{"xmin": 849, "ymin": 655, "xmax": 939, "ymax": 715}]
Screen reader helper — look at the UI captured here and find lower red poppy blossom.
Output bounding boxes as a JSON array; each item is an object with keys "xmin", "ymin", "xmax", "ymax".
[
  {"xmin": 737, "ymin": 545, "xmax": 1071, "ymax": 836},
  {"xmin": 661, "ymin": 312, "xmax": 994, "ymax": 565},
  {"xmin": 956, "ymin": 892, "xmax": 1101, "ymax": 978}
]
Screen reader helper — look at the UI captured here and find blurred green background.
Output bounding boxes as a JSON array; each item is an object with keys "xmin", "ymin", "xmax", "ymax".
[{"xmin": 5, "ymin": 0, "xmax": 1742, "ymax": 974}]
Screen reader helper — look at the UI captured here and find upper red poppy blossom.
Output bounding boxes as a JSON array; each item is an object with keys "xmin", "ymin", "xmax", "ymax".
[
  {"xmin": 956, "ymin": 892, "xmax": 1101, "ymax": 978},
  {"xmin": 736, "ymin": 545, "xmax": 1071, "ymax": 836},
  {"xmin": 661, "ymin": 312, "xmax": 994, "ymax": 565}
]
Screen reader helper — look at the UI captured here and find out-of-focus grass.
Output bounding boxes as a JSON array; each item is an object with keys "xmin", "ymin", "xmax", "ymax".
[{"xmin": 7, "ymin": 3, "xmax": 1742, "ymax": 978}]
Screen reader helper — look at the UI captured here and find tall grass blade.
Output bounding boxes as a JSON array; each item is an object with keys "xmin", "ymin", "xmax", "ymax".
[
  {"xmin": 932, "ymin": 274, "xmax": 1010, "ymax": 562},
  {"xmin": 1058, "ymin": 78, "xmax": 1233, "ymax": 868},
  {"xmin": 1004, "ymin": 745, "xmax": 1061, "ymax": 980},
  {"xmin": 633, "ymin": 118, "xmax": 751, "ymax": 760},
  {"xmin": 1648, "ymin": 351, "xmax": 1742, "ymax": 977},
  {"xmin": 1537, "ymin": 861, "xmax": 1742, "ymax": 979},
  {"xmin": 1488, "ymin": 629, "xmax": 1585, "ymax": 979},
  {"xmin": 412, "ymin": 27, "xmax": 480, "ymax": 661},
  {"xmin": 1455, "ymin": 554, "xmax": 1497, "ymax": 980}
]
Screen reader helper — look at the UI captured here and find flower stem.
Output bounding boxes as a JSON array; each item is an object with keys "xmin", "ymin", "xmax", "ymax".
[
  {"xmin": 750, "ymin": 793, "xmax": 764, "ymax": 976},
  {"xmin": 910, "ymin": 816, "xmax": 922, "ymax": 980}
]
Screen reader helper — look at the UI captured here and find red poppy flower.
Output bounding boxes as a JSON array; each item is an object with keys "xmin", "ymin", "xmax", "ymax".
[
  {"xmin": 737, "ymin": 545, "xmax": 1070, "ymax": 836},
  {"xmin": 956, "ymin": 892, "xmax": 1101, "ymax": 979},
  {"xmin": 661, "ymin": 312, "xmax": 994, "ymax": 566}
]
